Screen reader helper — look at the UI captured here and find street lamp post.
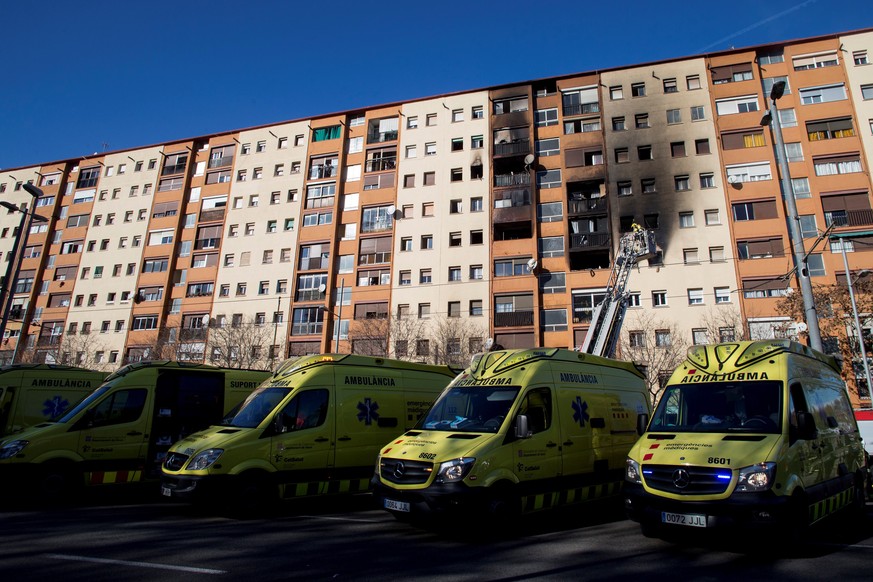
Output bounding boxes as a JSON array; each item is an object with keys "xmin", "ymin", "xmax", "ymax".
[
  {"xmin": 761, "ymin": 81, "xmax": 823, "ymax": 352},
  {"xmin": 0, "ymin": 184, "xmax": 45, "ymax": 355},
  {"xmin": 836, "ymin": 235, "xmax": 873, "ymax": 397}
]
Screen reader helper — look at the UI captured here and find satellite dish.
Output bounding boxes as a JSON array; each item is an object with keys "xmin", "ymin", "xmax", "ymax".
[
  {"xmin": 318, "ymin": 284, "xmax": 327, "ymax": 294},
  {"xmin": 485, "ymin": 337, "xmax": 494, "ymax": 350},
  {"xmin": 201, "ymin": 314, "xmax": 210, "ymax": 324},
  {"xmin": 524, "ymin": 154, "xmax": 535, "ymax": 166},
  {"xmin": 386, "ymin": 205, "xmax": 396, "ymax": 215},
  {"xmin": 727, "ymin": 175, "xmax": 739, "ymax": 184},
  {"xmin": 526, "ymin": 258, "xmax": 538, "ymax": 272},
  {"xmin": 795, "ymin": 322, "xmax": 808, "ymax": 333}
]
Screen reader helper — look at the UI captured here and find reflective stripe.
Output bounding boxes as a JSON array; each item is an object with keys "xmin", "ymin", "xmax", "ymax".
[
  {"xmin": 521, "ymin": 480, "xmax": 622, "ymax": 513},
  {"xmin": 810, "ymin": 487, "xmax": 853, "ymax": 523},
  {"xmin": 87, "ymin": 470, "xmax": 142, "ymax": 485},
  {"xmin": 284, "ymin": 478, "xmax": 371, "ymax": 498}
]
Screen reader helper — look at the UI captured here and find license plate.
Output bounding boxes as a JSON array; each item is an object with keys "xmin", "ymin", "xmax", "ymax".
[
  {"xmin": 661, "ymin": 511, "xmax": 706, "ymax": 527},
  {"xmin": 384, "ymin": 498, "xmax": 410, "ymax": 512},
  {"xmin": 161, "ymin": 486, "xmax": 172, "ymax": 497}
]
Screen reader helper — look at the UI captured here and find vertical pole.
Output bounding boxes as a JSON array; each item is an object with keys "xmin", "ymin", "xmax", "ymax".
[
  {"xmin": 840, "ymin": 242, "xmax": 873, "ymax": 396},
  {"xmin": 272, "ymin": 296, "xmax": 280, "ymax": 369},
  {"xmin": 0, "ymin": 210, "xmax": 29, "ymax": 346},
  {"xmin": 768, "ymin": 97, "xmax": 823, "ymax": 351},
  {"xmin": 335, "ymin": 278, "xmax": 344, "ymax": 353}
]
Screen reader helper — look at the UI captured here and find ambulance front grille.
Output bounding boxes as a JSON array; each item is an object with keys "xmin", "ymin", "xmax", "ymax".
[
  {"xmin": 379, "ymin": 458, "xmax": 433, "ymax": 485},
  {"xmin": 642, "ymin": 464, "xmax": 730, "ymax": 495},
  {"xmin": 163, "ymin": 452, "xmax": 190, "ymax": 472}
]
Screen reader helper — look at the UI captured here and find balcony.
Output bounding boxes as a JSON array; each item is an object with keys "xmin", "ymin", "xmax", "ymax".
[
  {"xmin": 568, "ymin": 198, "xmax": 606, "ymax": 216},
  {"xmin": 193, "ymin": 238, "xmax": 221, "ymax": 250},
  {"xmin": 37, "ymin": 336, "xmax": 62, "ymax": 347},
  {"xmin": 305, "ymin": 196, "xmax": 334, "ymax": 210},
  {"xmin": 494, "ymin": 311, "xmax": 534, "ymax": 328},
  {"xmin": 295, "ymin": 289, "xmax": 323, "ymax": 302},
  {"xmin": 199, "ymin": 208, "xmax": 226, "ymax": 222},
  {"xmin": 825, "ymin": 209, "xmax": 873, "ymax": 228},
  {"xmin": 367, "ymin": 130, "xmax": 398, "ymax": 144},
  {"xmin": 299, "ymin": 257, "xmax": 329, "ymax": 270},
  {"xmin": 494, "ymin": 140, "xmax": 531, "ymax": 157},
  {"xmin": 494, "ymin": 173, "xmax": 531, "ymax": 188},
  {"xmin": 570, "ymin": 232, "xmax": 610, "ymax": 250},
  {"xmin": 161, "ymin": 163, "xmax": 187, "ymax": 176},
  {"xmin": 208, "ymin": 156, "xmax": 233, "ymax": 169},
  {"xmin": 308, "ymin": 164, "xmax": 339, "ymax": 180},
  {"xmin": 493, "ymin": 203, "xmax": 532, "ymax": 224},
  {"xmin": 183, "ymin": 329, "xmax": 208, "ymax": 340},
  {"xmin": 292, "ymin": 323, "xmax": 323, "ymax": 336},
  {"xmin": 562, "ymin": 102, "xmax": 600, "ymax": 117},
  {"xmin": 365, "ymin": 158, "xmax": 397, "ymax": 173}
]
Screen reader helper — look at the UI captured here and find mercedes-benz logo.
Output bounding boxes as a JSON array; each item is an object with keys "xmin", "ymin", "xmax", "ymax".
[
  {"xmin": 672, "ymin": 468, "xmax": 691, "ymax": 489},
  {"xmin": 393, "ymin": 461, "xmax": 406, "ymax": 479}
]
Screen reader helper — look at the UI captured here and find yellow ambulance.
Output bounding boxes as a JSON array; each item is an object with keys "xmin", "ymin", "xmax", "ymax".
[
  {"xmin": 0, "ymin": 364, "xmax": 107, "ymax": 436},
  {"xmin": 624, "ymin": 340, "xmax": 867, "ymax": 537},
  {"xmin": 0, "ymin": 361, "xmax": 269, "ymax": 498},
  {"xmin": 159, "ymin": 354, "xmax": 459, "ymax": 507},
  {"xmin": 372, "ymin": 348, "xmax": 650, "ymax": 519}
]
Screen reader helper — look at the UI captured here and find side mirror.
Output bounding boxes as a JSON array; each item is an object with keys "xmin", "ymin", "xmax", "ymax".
[
  {"xmin": 796, "ymin": 411, "xmax": 818, "ymax": 441},
  {"xmin": 515, "ymin": 414, "xmax": 531, "ymax": 439},
  {"xmin": 637, "ymin": 413, "xmax": 650, "ymax": 436}
]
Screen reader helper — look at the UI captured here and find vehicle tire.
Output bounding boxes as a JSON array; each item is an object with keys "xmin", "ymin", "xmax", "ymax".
[
  {"xmin": 234, "ymin": 473, "xmax": 276, "ymax": 516},
  {"xmin": 37, "ymin": 463, "xmax": 81, "ymax": 503},
  {"xmin": 485, "ymin": 483, "xmax": 520, "ymax": 530}
]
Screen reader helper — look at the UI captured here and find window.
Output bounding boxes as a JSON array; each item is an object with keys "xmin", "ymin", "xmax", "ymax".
[
  {"xmin": 721, "ymin": 129, "xmax": 765, "ymax": 149},
  {"xmin": 539, "ymin": 236, "xmax": 564, "ymax": 258},
  {"xmin": 449, "ymin": 199, "xmax": 462, "ymax": 214},
  {"xmin": 535, "ymin": 108, "xmax": 558, "ymax": 127},
  {"xmin": 715, "ymin": 95, "xmax": 759, "ymax": 115},
  {"xmin": 686, "ymin": 75, "xmax": 701, "ymax": 90},
  {"xmin": 652, "ymin": 291, "xmax": 667, "ymax": 307},
  {"xmin": 421, "ymin": 235, "xmax": 433, "ymax": 250},
  {"xmin": 637, "ymin": 145, "xmax": 652, "ymax": 160},
  {"xmin": 609, "ymin": 86, "xmax": 623, "ymax": 100},
  {"xmin": 725, "ymin": 162, "xmax": 771, "ymax": 183},
  {"xmin": 423, "ymin": 172, "xmax": 435, "ymax": 186},
  {"xmin": 695, "ymin": 138, "xmax": 710, "ymax": 155},
  {"xmin": 541, "ymin": 309, "xmax": 568, "ymax": 332},
  {"xmin": 629, "ymin": 331, "xmax": 645, "ymax": 348},
  {"xmin": 862, "ymin": 85, "xmax": 873, "ymax": 100},
  {"xmin": 493, "ymin": 95, "xmax": 528, "ymax": 114},
  {"xmin": 450, "ymin": 168, "xmax": 463, "ymax": 182},
  {"xmin": 635, "ymin": 113, "xmax": 649, "ymax": 129},
  {"xmin": 799, "ymin": 84, "xmax": 847, "ymax": 104},
  {"xmin": 535, "ymin": 138, "xmax": 560, "ymax": 157},
  {"xmin": 854, "ymin": 50, "xmax": 869, "ymax": 66},
  {"xmin": 540, "ymin": 272, "xmax": 566, "ymax": 294},
  {"xmin": 704, "ymin": 209, "xmax": 721, "ymax": 226},
  {"xmin": 784, "ymin": 142, "xmax": 803, "ymax": 162},
  {"xmin": 419, "ymin": 269, "xmax": 432, "ymax": 284},
  {"xmin": 806, "ymin": 117, "xmax": 855, "ymax": 140},
  {"xmin": 688, "ymin": 288, "xmax": 704, "ymax": 305},
  {"xmin": 670, "ymin": 142, "xmax": 686, "ymax": 157},
  {"xmin": 615, "ymin": 148, "xmax": 629, "ymax": 163},
  {"xmin": 631, "ymin": 83, "xmax": 646, "ymax": 97},
  {"xmin": 684, "ymin": 249, "xmax": 699, "ymax": 264},
  {"xmin": 690, "ymin": 105, "xmax": 705, "ymax": 121},
  {"xmin": 793, "ymin": 51, "xmax": 838, "ymax": 71},
  {"xmin": 448, "ymin": 232, "xmax": 462, "ymax": 247},
  {"xmin": 617, "ymin": 181, "xmax": 633, "ymax": 197},
  {"xmin": 663, "ymin": 78, "xmax": 677, "ymax": 93},
  {"xmin": 536, "ymin": 169, "xmax": 561, "ymax": 189},
  {"xmin": 711, "ymin": 62, "xmax": 753, "ymax": 84},
  {"xmin": 495, "ymin": 257, "xmax": 534, "ymax": 277},
  {"xmin": 472, "ymin": 106, "xmax": 484, "ymax": 119},
  {"xmin": 674, "ymin": 175, "xmax": 690, "ymax": 191},
  {"xmin": 813, "ymin": 154, "xmax": 862, "ymax": 176},
  {"xmin": 426, "ymin": 113, "xmax": 437, "ymax": 126},
  {"xmin": 791, "ymin": 177, "xmax": 811, "ymax": 198},
  {"xmin": 710, "ymin": 247, "xmax": 725, "ymax": 262},
  {"xmin": 666, "ymin": 109, "xmax": 681, "ymax": 124},
  {"xmin": 700, "ymin": 173, "xmax": 715, "ymax": 188},
  {"xmin": 470, "ymin": 265, "xmax": 483, "ymax": 280},
  {"xmin": 731, "ymin": 199, "xmax": 778, "ymax": 221},
  {"xmin": 779, "ymin": 108, "xmax": 797, "ymax": 128},
  {"xmin": 641, "ymin": 178, "xmax": 656, "ymax": 194},
  {"xmin": 679, "ymin": 212, "xmax": 694, "ymax": 228}
]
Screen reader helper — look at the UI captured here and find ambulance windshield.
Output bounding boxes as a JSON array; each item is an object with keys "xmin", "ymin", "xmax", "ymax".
[
  {"xmin": 649, "ymin": 381, "xmax": 782, "ymax": 434},
  {"xmin": 419, "ymin": 386, "xmax": 519, "ymax": 433},
  {"xmin": 55, "ymin": 383, "xmax": 114, "ymax": 423},
  {"xmin": 223, "ymin": 386, "xmax": 291, "ymax": 428}
]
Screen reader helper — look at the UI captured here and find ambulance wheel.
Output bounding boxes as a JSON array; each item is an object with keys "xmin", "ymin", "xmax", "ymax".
[
  {"xmin": 37, "ymin": 463, "xmax": 80, "ymax": 502},
  {"xmin": 486, "ymin": 483, "xmax": 520, "ymax": 525},
  {"xmin": 235, "ymin": 472, "xmax": 276, "ymax": 515}
]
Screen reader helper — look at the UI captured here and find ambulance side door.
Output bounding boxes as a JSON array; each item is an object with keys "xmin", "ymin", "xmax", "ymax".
[
  {"xmin": 555, "ymin": 387, "xmax": 597, "ymax": 478},
  {"xmin": 74, "ymin": 387, "xmax": 151, "ymax": 468},
  {"xmin": 512, "ymin": 386, "xmax": 562, "ymax": 483},
  {"xmin": 785, "ymin": 383, "xmax": 823, "ymax": 488},
  {"xmin": 271, "ymin": 388, "xmax": 334, "ymax": 496}
]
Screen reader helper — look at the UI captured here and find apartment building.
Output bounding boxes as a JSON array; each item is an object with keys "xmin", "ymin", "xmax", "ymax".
[{"xmin": 1, "ymin": 28, "xmax": 872, "ymax": 403}]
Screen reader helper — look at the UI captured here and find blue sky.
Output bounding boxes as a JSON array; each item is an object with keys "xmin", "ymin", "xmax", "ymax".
[{"xmin": 2, "ymin": 0, "xmax": 871, "ymax": 170}]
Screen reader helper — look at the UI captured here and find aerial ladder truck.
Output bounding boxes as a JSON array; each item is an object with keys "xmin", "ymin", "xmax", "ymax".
[{"xmin": 579, "ymin": 227, "xmax": 658, "ymax": 358}]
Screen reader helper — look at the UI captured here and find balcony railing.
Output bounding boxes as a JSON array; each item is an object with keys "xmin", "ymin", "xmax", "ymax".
[
  {"xmin": 292, "ymin": 323, "xmax": 323, "ymax": 336},
  {"xmin": 493, "ymin": 140, "xmax": 530, "ymax": 157},
  {"xmin": 193, "ymin": 238, "xmax": 221, "ymax": 250},
  {"xmin": 199, "ymin": 208, "xmax": 226, "ymax": 222},
  {"xmin": 494, "ymin": 173, "xmax": 531, "ymax": 187},
  {"xmin": 161, "ymin": 163, "xmax": 187, "ymax": 176},
  {"xmin": 298, "ymin": 257, "xmax": 329, "ymax": 270},
  {"xmin": 494, "ymin": 311, "xmax": 535, "ymax": 328},
  {"xmin": 37, "ymin": 336, "xmax": 62, "ymax": 347},
  {"xmin": 208, "ymin": 156, "xmax": 233, "ymax": 169},
  {"xmin": 305, "ymin": 196, "xmax": 334, "ymax": 210},
  {"xmin": 308, "ymin": 165, "xmax": 338, "ymax": 180},
  {"xmin": 295, "ymin": 289, "xmax": 323, "ymax": 302},
  {"xmin": 365, "ymin": 158, "xmax": 397, "ymax": 173},
  {"xmin": 570, "ymin": 232, "xmax": 610, "ymax": 250},
  {"xmin": 568, "ymin": 199, "xmax": 606, "ymax": 215},
  {"xmin": 825, "ymin": 209, "xmax": 873, "ymax": 228},
  {"xmin": 367, "ymin": 130, "xmax": 398, "ymax": 144},
  {"xmin": 562, "ymin": 102, "xmax": 600, "ymax": 116}
]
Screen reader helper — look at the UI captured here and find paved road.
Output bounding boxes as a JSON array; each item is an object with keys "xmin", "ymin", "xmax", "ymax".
[{"xmin": 1, "ymin": 492, "xmax": 872, "ymax": 581}]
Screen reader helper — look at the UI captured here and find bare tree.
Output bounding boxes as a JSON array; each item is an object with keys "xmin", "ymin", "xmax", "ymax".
[
  {"xmin": 698, "ymin": 305, "xmax": 752, "ymax": 344},
  {"xmin": 206, "ymin": 316, "xmax": 275, "ymax": 370},
  {"xmin": 427, "ymin": 315, "xmax": 487, "ymax": 368},
  {"xmin": 347, "ymin": 317, "xmax": 390, "ymax": 357},
  {"xmin": 14, "ymin": 332, "xmax": 111, "ymax": 370},
  {"xmin": 618, "ymin": 311, "xmax": 690, "ymax": 404},
  {"xmin": 777, "ymin": 278, "xmax": 873, "ymax": 403},
  {"xmin": 389, "ymin": 314, "xmax": 427, "ymax": 362}
]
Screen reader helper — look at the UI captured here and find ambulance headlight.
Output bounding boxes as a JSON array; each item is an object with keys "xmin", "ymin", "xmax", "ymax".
[
  {"xmin": 0, "ymin": 440, "xmax": 28, "ymax": 459},
  {"xmin": 625, "ymin": 458, "xmax": 642, "ymax": 483},
  {"xmin": 435, "ymin": 457, "xmax": 475, "ymax": 483},
  {"xmin": 735, "ymin": 462, "xmax": 776, "ymax": 492},
  {"xmin": 185, "ymin": 449, "xmax": 224, "ymax": 471}
]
